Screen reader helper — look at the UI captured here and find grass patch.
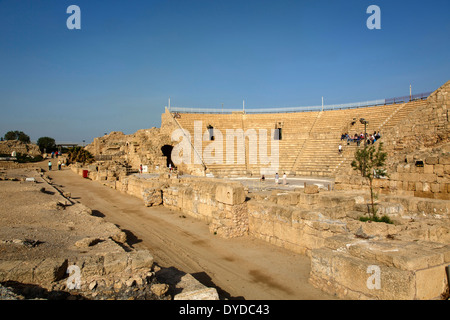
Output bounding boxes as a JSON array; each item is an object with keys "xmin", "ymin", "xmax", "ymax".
[{"xmin": 359, "ymin": 214, "xmax": 393, "ymax": 224}]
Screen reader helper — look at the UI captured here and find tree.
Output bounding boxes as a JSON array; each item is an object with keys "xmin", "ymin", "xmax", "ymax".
[
  {"xmin": 4, "ymin": 131, "xmax": 16, "ymax": 141},
  {"xmin": 4, "ymin": 130, "xmax": 30, "ymax": 143},
  {"xmin": 351, "ymin": 142, "xmax": 389, "ymax": 220},
  {"xmin": 37, "ymin": 137, "xmax": 56, "ymax": 153},
  {"xmin": 67, "ymin": 146, "xmax": 95, "ymax": 164}
]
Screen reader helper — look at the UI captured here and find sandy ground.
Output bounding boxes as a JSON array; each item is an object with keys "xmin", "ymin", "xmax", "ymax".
[
  {"xmin": 40, "ymin": 164, "xmax": 337, "ymax": 300},
  {"xmin": 0, "ymin": 167, "xmax": 126, "ymax": 263}
]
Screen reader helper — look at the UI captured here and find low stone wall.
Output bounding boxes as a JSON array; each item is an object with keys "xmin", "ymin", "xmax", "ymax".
[
  {"xmin": 309, "ymin": 235, "xmax": 450, "ymax": 300},
  {"xmin": 248, "ymin": 199, "xmax": 349, "ymax": 255},
  {"xmin": 73, "ymin": 164, "xmax": 450, "ymax": 299},
  {"xmin": 115, "ymin": 174, "xmax": 248, "ymax": 239},
  {"xmin": 163, "ymin": 180, "xmax": 248, "ymax": 238},
  {"xmin": 336, "ymin": 156, "xmax": 450, "ymax": 200}
]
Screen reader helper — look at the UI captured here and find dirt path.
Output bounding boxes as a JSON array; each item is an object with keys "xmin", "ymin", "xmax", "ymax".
[{"xmin": 47, "ymin": 166, "xmax": 336, "ymax": 300}]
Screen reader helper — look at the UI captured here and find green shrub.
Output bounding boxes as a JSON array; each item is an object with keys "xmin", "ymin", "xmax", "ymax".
[
  {"xmin": 359, "ymin": 214, "xmax": 393, "ymax": 224},
  {"xmin": 15, "ymin": 153, "xmax": 44, "ymax": 163},
  {"xmin": 67, "ymin": 147, "xmax": 94, "ymax": 164}
]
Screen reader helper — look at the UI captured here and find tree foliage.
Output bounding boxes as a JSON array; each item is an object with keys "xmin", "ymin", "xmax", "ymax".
[
  {"xmin": 67, "ymin": 146, "xmax": 95, "ymax": 164},
  {"xmin": 37, "ymin": 137, "xmax": 56, "ymax": 153},
  {"xmin": 4, "ymin": 131, "xmax": 30, "ymax": 143},
  {"xmin": 351, "ymin": 142, "xmax": 391, "ymax": 221}
]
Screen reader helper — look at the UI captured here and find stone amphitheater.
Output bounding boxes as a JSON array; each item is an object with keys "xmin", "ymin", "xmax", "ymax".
[
  {"xmin": 77, "ymin": 80, "xmax": 450, "ymax": 300},
  {"xmin": 3, "ymin": 81, "xmax": 448, "ymax": 300}
]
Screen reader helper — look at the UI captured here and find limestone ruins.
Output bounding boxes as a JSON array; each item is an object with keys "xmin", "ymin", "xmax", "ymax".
[
  {"xmin": 69, "ymin": 80, "xmax": 450, "ymax": 300},
  {"xmin": 2, "ymin": 81, "xmax": 449, "ymax": 300}
]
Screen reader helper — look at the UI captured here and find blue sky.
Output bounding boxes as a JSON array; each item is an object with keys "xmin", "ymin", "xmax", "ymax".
[{"xmin": 0, "ymin": 0, "xmax": 449, "ymax": 143}]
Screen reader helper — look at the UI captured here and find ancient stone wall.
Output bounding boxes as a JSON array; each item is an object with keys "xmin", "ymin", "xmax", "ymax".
[
  {"xmin": 336, "ymin": 150, "xmax": 450, "ymax": 200},
  {"xmin": 309, "ymin": 235, "xmax": 450, "ymax": 300},
  {"xmin": 85, "ymin": 128, "xmax": 172, "ymax": 172},
  {"xmin": 72, "ymin": 161, "xmax": 450, "ymax": 299},
  {"xmin": 248, "ymin": 189, "xmax": 450, "ymax": 299},
  {"xmin": 0, "ymin": 140, "xmax": 41, "ymax": 157},
  {"xmin": 383, "ymin": 80, "xmax": 450, "ymax": 153},
  {"xmin": 336, "ymin": 80, "xmax": 450, "ymax": 200},
  {"xmin": 116, "ymin": 174, "xmax": 249, "ymax": 238}
]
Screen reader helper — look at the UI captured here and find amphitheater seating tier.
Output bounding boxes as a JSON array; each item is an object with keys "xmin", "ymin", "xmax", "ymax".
[{"xmin": 170, "ymin": 100, "xmax": 427, "ymax": 177}]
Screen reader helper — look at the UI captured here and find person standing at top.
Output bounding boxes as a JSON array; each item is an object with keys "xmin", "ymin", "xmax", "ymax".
[
  {"xmin": 275, "ymin": 172, "xmax": 279, "ymax": 184},
  {"xmin": 283, "ymin": 173, "xmax": 287, "ymax": 185},
  {"xmin": 48, "ymin": 161, "xmax": 52, "ymax": 171}
]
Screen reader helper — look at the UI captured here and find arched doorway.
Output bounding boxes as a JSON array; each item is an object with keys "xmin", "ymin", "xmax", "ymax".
[{"xmin": 161, "ymin": 145, "xmax": 175, "ymax": 168}]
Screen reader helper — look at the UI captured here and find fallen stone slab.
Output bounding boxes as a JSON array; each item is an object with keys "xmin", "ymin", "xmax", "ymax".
[
  {"xmin": 155, "ymin": 266, "xmax": 219, "ymax": 300},
  {"xmin": 174, "ymin": 288, "xmax": 219, "ymax": 300}
]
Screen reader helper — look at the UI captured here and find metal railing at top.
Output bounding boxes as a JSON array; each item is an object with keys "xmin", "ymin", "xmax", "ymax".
[
  {"xmin": 385, "ymin": 91, "xmax": 432, "ymax": 105},
  {"xmin": 167, "ymin": 92, "xmax": 432, "ymax": 115}
]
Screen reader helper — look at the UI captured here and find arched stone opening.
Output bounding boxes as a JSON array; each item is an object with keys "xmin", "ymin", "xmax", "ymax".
[{"xmin": 161, "ymin": 145, "xmax": 175, "ymax": 168}]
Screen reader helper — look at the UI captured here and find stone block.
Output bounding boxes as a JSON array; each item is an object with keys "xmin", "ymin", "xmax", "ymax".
[
  {"xmin": 425, "ymin": 156, "xmax": 439, "ymax": 165},
  {"xmin": 0, "ymin": 260, "xmax": 32, "ymax": 284},
  {"xmin": 434, "ymin": 193, "xmax": 450, "ymax": 200},
  {"xmin": 444, "ymin": 165, "xmax": 450, "ymax": 175},
  {"xmin": 142, "ymin": 188, "xmax": 162, "ymax": 207},
  {"xmin": 252, "ymin": 217, "xmax": 274, "ymax": 237},
  {"xmin": 75, "ymin": 237, "xmax": 102, "ymax": 248},
  {"xmin": 420, "ymin": 173, "xmax": 437, "ymax": 183},
  {"xmin": 103, "ymin": 252, "xmax": 129, "ymax": 275},
  {"xmin": 415, "ymin": 182, "xmax": 423, "ymax": 192},
  {"xmin": 276, "ymin": 193, "xmax": 291, "ymax": 206},
  {"xmin": 174, "ymin": 288, "xmax": 219, "ymax": 300},
  {"xmin": 414, "ymin": 191, "xmax": 434, "ymax": 199},
  {"xmin": 431, "ymin": 183, "xmax": 440, "ymax": 193},
  {"xmin": 33, "ymin": 258, "xmax": 68, "ymax": 285},
  {"xmin": 434, "ymin": 165, "xmax": 444, "ymax": 177},
  {"xmin": 304, "ymin": 185, "xmax": 319, "ymax": 194},
  {"xmin": 74, "ymin": 255, "xmax": 104, "ymax": 277},
  {"xmin": 310, "ymin": 248, "xmax": 417, "ymax": 300},
  {"xmin": 392, "ymin": 250, "xmax": 443, "ymax": 271},
  {"xmin": 215, "ymin": 183, "xmax": 245, "ymax": 205},
  {"xmin": 423, "ymin": 165, "xmax": 434, "ymax": 174},
  {"xmin": 439, "ymin": 155, "xmax": 450, "ymax": 164},
  {"xmin": 129, "ymin": 250, "xmax": 154, "ymax": 271},
  {"xmin": 415, "ymin": 264, "xmax": 449, "ymax": 300}
]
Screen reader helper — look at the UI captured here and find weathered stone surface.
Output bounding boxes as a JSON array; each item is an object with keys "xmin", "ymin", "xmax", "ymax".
[
  {"xmin": 111, "ymin": 231, "xmax": 127, "ymax": 244},
  {"xmin": 304, "ymin": 185, "xmax": 319, "ymax": 194},
  {"xmin": 75, "ymin": 237, "xmax": 102, "ymax": 248},
  {"xmin": 33, "ymin": 258, "xmax": 68, "ymax": 284},
  {"xmin": 103, "ymin": 252, "xmax": 129, "ymax": 275},
  {"xmin": 129, "ymin": 250, "xmax": 154, "ymax": 271},
  {"xmin": 335, "ymin": 81, "xmax": 450, "ymax": 200},
  {"xmin": 174, "ymin": 288, "xmax": 219, "ymax": 300},
  {"xmin": 415, "ymin": 264, "xmax": 449, "ymax": 300},
  {"xmin": 142, "ymin": 188, "xmax": 163, "ymax": 207},
  {"xmin": 150, "ymin": 283, "xmax": 169, "ymax": 297},
  {"xmin": 0, "ymin": 140, "xmax": 41, "ymax": 157},
  {"xmin": 85, "ymin": 128, "xmax": 172, "ymax": 173},
  {"xmin": 215, "ymin": 183, "xmax": 246, "ymax": 205}
]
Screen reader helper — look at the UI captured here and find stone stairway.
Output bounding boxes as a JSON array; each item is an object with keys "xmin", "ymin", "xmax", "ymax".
[{"xmin": 171, "ymin": 99, "xmax": 428, "ymax": 178}]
